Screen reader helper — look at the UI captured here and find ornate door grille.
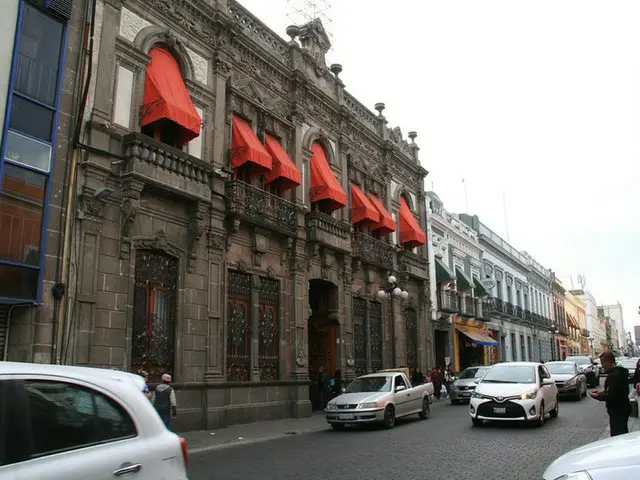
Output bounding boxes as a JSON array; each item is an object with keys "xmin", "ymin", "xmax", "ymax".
[
  {"xmin": 227, "ymin": 271, "xmax": 251, "ymax": 381},
  {"xmin": 132, "ymin": 251, "xmax": 178, "ymax": 382},
  {"xmin": 352, "ymin": 297, "xmax": 367, "ymax": 376},
  {"xmin": 405, "ymin": 307, "xmax": 418, "ymax": 368},
  {"xmin": 258, "ymin": 277, "xmax": 279, "ymax": 380},
  {"xmin": 369, "ymin": 301, "xmax": 383, "ymax": 372}
]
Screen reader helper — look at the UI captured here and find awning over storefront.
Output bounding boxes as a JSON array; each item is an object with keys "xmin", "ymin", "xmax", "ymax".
[
  {"xmin": 263, "ymin": 134, "xmax": 301, "ymax": 190},
  {"xmin": 309, "ymin": 142, "xmax": 347, "ymax": 212},
  {"xmin": 456, "ymin": 324, "xmax": 500, "ymax": 347},
  {"xmin": 368, "ymin": 194, "xmax": 396, "ymax": 235},
  {"xmin": 455, "ymin": 267, "xmax": 474, "ymax": 292},
  {"xmin": 350, "ymin": 183, "xmax": 380, "ymax": 225},
  {"xmin": 567, "ymin": 314, "xmax": 579, "ymax": 328},
  {"xmin": 473, "ymin": 277, "xmax": 489, "ymax": 296},
  {"xmin": 141, "ymin": 47, "xmax": 202, "ymax": 145},
  {"xmin": 398, "ymin": 197, "xmax": 426, "ymax": 248},
  {"xmin": 435, "ymin": 258, "xmax": 456, "ymax": 282},
  {"xmin": 231, "ymin": 115, "xmax": 272, "ymax": 174}
]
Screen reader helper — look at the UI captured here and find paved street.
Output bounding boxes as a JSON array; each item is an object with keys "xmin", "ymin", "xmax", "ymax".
[{"xmin": 189, "ymin": 387, "xmax": 611, "ymax": 480}]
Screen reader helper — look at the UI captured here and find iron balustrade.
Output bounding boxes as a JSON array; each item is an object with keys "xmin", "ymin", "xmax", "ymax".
[
  {"xmin": 439, "ymin": 291, "xmax": 458, "ymax": 312},
  {"xmin": 352, "ymin": 232, "xmax": 395, "ymax": 270}
]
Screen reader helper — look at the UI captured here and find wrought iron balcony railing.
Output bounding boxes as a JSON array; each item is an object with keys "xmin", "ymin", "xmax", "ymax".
[
  {"xmin": 505, "ymin": 302, "xmax": 515, "ymax": 317},
  {"xmin": 478, "ymin": 299, "xmax": 492, "ymax": 320},
  {"xmin": 352, "ymin": 232, "xmax": 395, "ymax": 270},
  {"xmin": 438, "ymin": 291, "xmax": 458, "ymax": 313},
  {"xmin": 397, "ymin": 249, "xmax": 429, "ymax": 280},
  {"xmin": 492, "ymin": 297, "xmax": 506, "ymax": 314},
  {"xmin": 226, "ymin": 180, "xmax": 297, "ymax": 234},
  {"xmin": 305, "ymin": 211, "xmax": 351, "ymax": 252},
  {"xmin": 459, "ymin": 296, "xmax": 476, "ymax": 317}
]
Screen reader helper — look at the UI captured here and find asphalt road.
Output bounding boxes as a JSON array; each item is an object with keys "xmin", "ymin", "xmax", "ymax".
[{"xmin": 189, "ymin": 386, "xmax": 609, "ymax": 480}]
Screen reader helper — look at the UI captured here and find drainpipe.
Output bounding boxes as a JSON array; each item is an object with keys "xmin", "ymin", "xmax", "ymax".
[
  {"xmin": 53, "ymin": 0, "xmax": 97, "ymax": 364},
  {"xmin": 3, "ymin": 303, "xmax": 36, "ymax": 361}
]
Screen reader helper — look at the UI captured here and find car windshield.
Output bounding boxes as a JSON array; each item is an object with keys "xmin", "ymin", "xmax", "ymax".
[
  {"xmin": 566, "ymin": 356, "xmax": 591, "ymax": 365},
  {"xmin": 459, "ymin": 367, "xmax": 490, "ymax": 379},
  {"xmin": 481, "ymin": 365, "xmax": 536, "ymax": 384},
  {"xmin": 345, "ymin": 376, "xmax": 392, "ymax": 393},
  {"xmin": 546, "ymin": 363, "xmax": 576, "ymax": 374}
]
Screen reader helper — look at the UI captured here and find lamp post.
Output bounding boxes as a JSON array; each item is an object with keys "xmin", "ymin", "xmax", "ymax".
[
  {"xmin": 549, "ymin": 323, "xmax": 559, "ymax": 361},
  {"xmin": 588, "ymin": 335, "xmax": 594, "ymax": 358},
  {"xmin": 377, "ymin": 275, "xmax": 409, "ymax": 368}
]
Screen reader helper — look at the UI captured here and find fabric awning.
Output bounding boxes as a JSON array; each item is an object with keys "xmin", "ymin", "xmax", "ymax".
[
  {"xmin": 457, "ymin": 325, "xmax": 500, "ymax": 347},
  {"xmin": 398, "ymin": 197, "xmax": 426, "ymax": 248},
  {"xmin": 566, "ymin": 314, "xmax": 578, "ymax": 328},
  {"xmin": 309, "ymin": 142, "xmax": 347, "ymax": 212},
  {"xmin": 368, "ymin": 194, "xmax": 396, "ymax": 235},
  {"xmin": 473, "ymin": 277, "xmax": 489, "ymax": 296},
  {"xmin": 350, "ymin": 184, "xmax": 379, "ymax": 225},
  {"xmin": 456, "ymin": 267, "xmax": 474, "ymax": 292},
  {"xmin": 141, "ymin": 48, "xmax": 202, "ymax": 146},
  {"xmin": 231, "ymin": 115, "xmax": 272, "ymax": 175},
  {"xmin": 263, "ymin": 134, "xmax": 301, "ymax": 190},
  {"xmin": 435, "ymin": 258, "xmax": 456, "ymax": 282}
]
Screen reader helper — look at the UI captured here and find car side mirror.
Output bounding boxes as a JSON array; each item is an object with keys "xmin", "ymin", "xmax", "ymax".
[
  {"xmin": 543, "ymin": 378, "xmax": 554, "ymax": 386},
  {"xmin": 395, "ymin": 385, "xmax": 406, "ymax": 393}
]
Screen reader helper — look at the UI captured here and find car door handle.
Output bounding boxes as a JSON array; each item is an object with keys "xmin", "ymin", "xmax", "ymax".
[{"xmin": 113, "ymin": 463, "xmax": 142, "ymax": 476}]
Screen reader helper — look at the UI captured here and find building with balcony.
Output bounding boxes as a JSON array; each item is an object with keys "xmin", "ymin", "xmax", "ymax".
[
  {"xmin": 0, "ymin": 0, "xmax": 77, "ymax": 361},
  {"xmin": 564, "ymin": 290, "xmax": 586, "ymax": 355},
  {"xmin": 551, "ymin": 276, "xmax": 568, "ymax": 360},
  {"xmin": 569, "ymin": 289, "xmax": 600, "ymax": 356},
  {"xmin": 599, "ymin": 302, "xmax": 625, "ymax": 353},
  {"xmin": 4, "ymin": 0, "xmax": 430, "ymax": 431},
  {"xmin": 458, "ymin": 214, "xmax": 554, "ymax": 364},
  {"xmin": 425, "ymin": 192, "xmax": 495, "ymax": 371}
]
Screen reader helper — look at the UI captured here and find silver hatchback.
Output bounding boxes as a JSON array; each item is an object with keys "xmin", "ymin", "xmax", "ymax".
[{"xmin": 450, "ymin": 366, "xmax": 491, "ymax": 404}]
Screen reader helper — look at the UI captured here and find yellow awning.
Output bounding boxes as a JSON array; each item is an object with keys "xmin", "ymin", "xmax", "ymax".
[{"xmin": 456, "ymin": 324, "xmax": 499, "ymax": 347}]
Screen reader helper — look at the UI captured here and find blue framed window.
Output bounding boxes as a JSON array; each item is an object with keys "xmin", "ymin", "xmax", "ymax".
[{"xmin": 0, "ymin": 1, "xmax": 68, "ymax": 302}]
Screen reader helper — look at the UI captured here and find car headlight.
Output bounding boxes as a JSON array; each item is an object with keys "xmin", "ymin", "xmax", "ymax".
[
  {"xmin": 554, "ymin": 471, "xmax": 593, "ymax": 480},
  {"xmin": 566, "ymin": 378, "xmax": 577, "ymax": 386},
  {"xmin": 326, "ymin": 403, "xmax": 338, "ymax": 411},
  {"xmin": 471, "ymin": 391, "xmax": 489, "ymax": 399},
  {"xmin": 358, "ymin": 402, "xmax": 379, "ymax": 409},
  {"xmin": 520, "ymin": 389, "xmax": 538, "ymax": 400}
]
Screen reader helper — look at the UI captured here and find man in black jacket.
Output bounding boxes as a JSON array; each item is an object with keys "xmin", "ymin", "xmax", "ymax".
[{"xmin": 590, "ymin": 351, "xmax": 630, "ymax": 436}]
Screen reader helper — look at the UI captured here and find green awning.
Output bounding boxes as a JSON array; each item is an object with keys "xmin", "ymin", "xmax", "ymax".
[
  {"xmin": 455, "ymin": 267, "xmax": 474, "ymax": 292},
  {"xmin": 473, "ymin": 277, "xmax": 489, "ymax": 296},
  {"xmin": 435, "ymin": 258, "xmax": 456, "ymax": 282}
]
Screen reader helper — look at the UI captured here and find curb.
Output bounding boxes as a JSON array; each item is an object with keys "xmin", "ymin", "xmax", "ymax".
[{"xmin": 188, "ymin": 426, "xmax": 327, "ymax": 454}]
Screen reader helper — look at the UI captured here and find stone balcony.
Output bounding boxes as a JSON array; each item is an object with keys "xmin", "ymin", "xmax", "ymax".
[
  {"xmin": 122, "ymin": 133, "xmax": 212, "ymax": 202},
  {"xmin": 459, "ymin": 296, "xmax": 476, "ymax": 317},
  {"xmin": 305, "ymin": 212, "xmax": 351, "ymax": 252},
  {"xmin": 352, "ymin": 232, "xmax": 395, "ymax": 270},
  {"xmin": 397, "ymin": 250, "xmax": 428, "ymax": 280},
  {"xmin": 438, "ymin": 290, "xmax": 458, "ymax": 313},
  {"xmin": 225, "ymin": 180, "xmax": 297, "ymax": 235}
]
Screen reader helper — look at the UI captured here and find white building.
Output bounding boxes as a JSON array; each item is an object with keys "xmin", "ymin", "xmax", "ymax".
[{"xmin": 599, "ymin": 303, "xmax": 625, "ymax": 352}]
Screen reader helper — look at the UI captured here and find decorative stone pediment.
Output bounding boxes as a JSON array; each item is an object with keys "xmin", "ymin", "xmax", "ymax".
[{"xmin": 298, "ymin": 18, "xmax": 331, "ymax": 70}]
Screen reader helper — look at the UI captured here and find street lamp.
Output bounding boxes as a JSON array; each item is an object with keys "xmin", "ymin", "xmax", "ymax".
[
  {"xmin": 377, "ymin": 275, "xmax": 410, "ymax": 367},
  {"xmin": 549, "ymin": 323, "xmax": 559, "ymax": 361},
  {"xmin": 588, "ymin": 335, "xmax": 594, "ymax": 357}
]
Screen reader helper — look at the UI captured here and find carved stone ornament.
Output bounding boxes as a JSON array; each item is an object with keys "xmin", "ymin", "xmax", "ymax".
[
  {"xmin": 296, "ymin": 349, "xmax": 306, "ymax": 367},
  {"xmin": 208, "ymin": 231, "xmax": 225, "ymax": 251},
  {"xmin": 346, "ymin": 354, "xmax": 355, "ymax": 367},
  {"xmin": 505, "ymin": 274, "xmax": 514, "ymax": 287},
  {"xmin": 266, "ymin": 266, "xmax": 276, "ymax": 279},
  {"xmin": 494, "ymin": 269, "xmax": 504, "ymax": 281},
  {"xmin": 79, "ymin": 193, "xmax": 107, "ymax": 222},
  {"xmin": 237, "ymin": 259, "xmax": 248, "ymax": 272},
  {"xmin": 136, "ymin": 230, "xmax": 182, "ymax": 258},
  {"xmin": 483, "ymin": 261, "xmax": 493, "ymax": 276},
  {"xmin": 188, "ymin": 210, "xmax": 205, "ymax": 273},
  {"xmin": 515, "ymin": 279, "xmax": 523, "ymax": 291},
  {"xmin": 121, "ymin": 197, "xmax": 140, "ymax": 239}
]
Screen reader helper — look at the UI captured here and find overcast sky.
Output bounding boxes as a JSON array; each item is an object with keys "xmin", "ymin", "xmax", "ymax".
[{"xmin": 238, "ymin": 0, "xmax": 640, "ymax": 335}]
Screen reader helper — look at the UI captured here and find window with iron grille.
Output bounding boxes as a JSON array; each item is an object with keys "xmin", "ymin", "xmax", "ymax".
[
  {"xmin": 352, "ymin": 297, "xmax": 367, "ymax": 376},
  {"xmin": 369, "ymin": 301, "xmax": 383, "ymax": 372},
  {"xmin": 258, "ymin": 277, "xmax": 279, "ymax": 380},
  {"xmin": 405, "ymin": 307, "xmax": 418, "ymax": 368},
  {"xmin": 226, "ymin": 271, "xmax": 251, "ymax": 381}
]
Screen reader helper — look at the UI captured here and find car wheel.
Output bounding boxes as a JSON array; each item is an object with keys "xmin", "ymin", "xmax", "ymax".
[
  {"xmin": 451, "ymin": 398, "xmax": 460, "ymax": 405},
  {"xmin": 471, "ymin": 418, "xmax": 483, "ymax": 427},
  {"xmin": 418, "ymin": 398, "xmax": 430, "ymax": 420},
  {"xmin": 550, "ymin": 398, "xmax": 559, "ymax": 418},
  {"xmin": 575, "ymin": 388, "xmax": 582, "ymax": 401},
  {"xmin": 536, "ymin": 402, "xmax": 545, "ymax": 427},
  {"xmin": 330, "ymin": 423, "xmax": 345, "ymax": 431},
  {"xmin": 383, "ymin": 405, "xmax": 396, "ymax": 429}
]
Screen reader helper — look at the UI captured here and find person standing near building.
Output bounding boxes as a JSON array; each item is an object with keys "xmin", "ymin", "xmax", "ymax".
[
  {"xmin": 152, "ymin": 373, "xmax": 177, "ymax": 430},
  {"xmin": 590, "ymin": 351, "xmax": 631, "ymax": 436}
]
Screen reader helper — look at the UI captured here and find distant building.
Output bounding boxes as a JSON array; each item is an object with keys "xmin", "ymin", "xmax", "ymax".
[{"xmin": 599, "ymin": 303, "xmax": 625, "ymax": 352}]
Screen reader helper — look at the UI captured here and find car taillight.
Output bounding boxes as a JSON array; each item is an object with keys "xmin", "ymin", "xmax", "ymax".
[{"xmin": 179, "ymin": 437, "xmax": 189, "ymax": 470}]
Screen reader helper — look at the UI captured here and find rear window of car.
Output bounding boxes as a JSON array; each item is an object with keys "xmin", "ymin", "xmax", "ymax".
[{"xmin": 566, "ymin": 356, "xmax": 590, "ymax": 365}]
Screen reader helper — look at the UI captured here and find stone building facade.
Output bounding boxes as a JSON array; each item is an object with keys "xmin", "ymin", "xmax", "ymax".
[{"xmin": 6, "ymin": 0, "xmax": 431, "ymax": 431}]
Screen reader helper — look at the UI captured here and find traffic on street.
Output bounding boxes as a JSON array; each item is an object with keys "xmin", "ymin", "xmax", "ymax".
[{"xmin": 189, "ymin": 380, "xmax": 610, "ymax": 480}]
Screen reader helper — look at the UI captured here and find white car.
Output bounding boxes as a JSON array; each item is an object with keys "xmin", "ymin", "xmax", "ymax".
[
  {"xmin": 469, "ymin": 362, "xmax": 559, "ymax": 427},
  {"xmin": 0, "ymin": 362, "xmax": 189, "ymax": 479},
  {"xmin": 543, "ymin": 431, "xmax": 640, "ymax": 480}
]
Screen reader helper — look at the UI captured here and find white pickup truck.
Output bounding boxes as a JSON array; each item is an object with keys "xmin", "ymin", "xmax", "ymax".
[{"xmin": 324, "ymin": 369, "xmax": 435, "ymax": 430}]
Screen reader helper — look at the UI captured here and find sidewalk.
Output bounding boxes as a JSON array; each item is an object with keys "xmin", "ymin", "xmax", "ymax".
[{"xmin": 598, "ymin": 412, "xmax": 640, "ymax": 440}]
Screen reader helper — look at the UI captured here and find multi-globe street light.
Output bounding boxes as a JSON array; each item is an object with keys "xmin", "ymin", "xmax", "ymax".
[{"xmin": 377, "ymin": 275, "xmax": 409, "ymax": 367}]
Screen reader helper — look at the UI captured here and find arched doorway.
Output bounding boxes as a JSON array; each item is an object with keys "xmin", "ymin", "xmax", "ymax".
[{"xmin": 308, "ymin": 279, "xmax": 339, "ymax": 410}]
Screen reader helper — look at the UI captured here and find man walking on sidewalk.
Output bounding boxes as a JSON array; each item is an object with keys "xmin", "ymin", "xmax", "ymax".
[
  {"xmin": 590, "ymin": 351, "xmax": 631, "ymax": 436},
  {"xmin": 152, "ymin": 373, "xmax": 177, "ymax": 430}
]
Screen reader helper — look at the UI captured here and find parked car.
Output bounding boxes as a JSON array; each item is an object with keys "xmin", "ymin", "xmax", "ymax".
[
  {"xmin": 449, "ymin": 366, "xmax": 491, "ymax": 405},
  {"xmin": 324, "ymin": 369, "xmax": 434, "ymax": 430},
  {"xmin": 594, "ymin": 357, "xmax": 605, "ymax": 375},
  {"xmin": 566, "ymin": 355, "xmax": 600, "ymax": 387},
  {"xmin": 0, "ymin": 362, "xmax": 189, "ymax": 480},
  {"xmin": 543, "ymin": 431, "xmax": 640, "ymax": 480},
  {"xmin": 469, "ymin": 362, "xmax": 559, "ymax": 427},
  {"xmin": 544, "ymin": 361, "xmax": 587, "ymax": 400}
]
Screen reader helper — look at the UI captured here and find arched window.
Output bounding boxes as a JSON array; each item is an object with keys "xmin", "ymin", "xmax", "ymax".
[
  {"xmin": 308, "ymin": 141, "xmax": 347, "ymax": 214},
  {"xmin": 140, "ymin": 47, "xmax": 201, "ymax": 149}
]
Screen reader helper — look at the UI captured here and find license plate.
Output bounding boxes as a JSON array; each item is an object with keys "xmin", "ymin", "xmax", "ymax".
[
  {"xmin": 460, "ymin": 393, "xmax": 470, "ymax": 397},
  {"xmin": 493, "ymin": 407, "xmax": 506, "ymax": 414},
  {"xmin": 338, "ymin": 414, "xmax": 354, "ymax": 420}
]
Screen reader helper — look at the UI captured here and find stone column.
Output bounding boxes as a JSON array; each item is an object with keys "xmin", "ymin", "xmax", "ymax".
[{"xmin": 364, "ymin": 300, "xmax": 372, "ymax": 373}]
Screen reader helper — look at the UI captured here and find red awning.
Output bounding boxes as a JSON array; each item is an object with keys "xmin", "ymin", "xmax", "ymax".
[
  {"xmin": 350, "ymin": 184, "xmax": 380, "ymax": 225},
  {"xmin": 399, "ymin": 197, "xmax": 426, "ymax": 248},
  {"xmin": 141, "ymin": 48, "xmax": 201, "ymax": 145},
  {"xmin": 231, "ymin": 115, "xmax": 272, "ymax": 175},
  {"xmin": 263, "ymin": 134, "xmax": 301, "ymax": 190},
  {"xmin": 309, "ymin": 142, "xmax": 347, "ymax": 212},
  {"xmin": 368, "ymin": 194, "xmax": 396, "ymax": 235}
]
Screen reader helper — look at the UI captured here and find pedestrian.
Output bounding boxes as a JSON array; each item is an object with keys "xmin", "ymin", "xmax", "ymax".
[
  {"xmin": 333, "ymin": 368, "xmax": 342, "ymax": 397},
  {"xmin": 443, "ymin": 365, "xmax": 454, "ymax": 395},
  {"xmin": 590, "ymin": 351, "xmax": 631, "ymax": 437},
  {"xmin": 432, "ymin": 368, "xmax": 442, "ymax": 401},
  {"xmin": 318, "ymin": 366, "xmax": 329, "ymax": 409},
  {"xmin": 139, "ymin": 370, "xmax": 152, "ymax": 400},
  {"xmin": 152, "ymin": 373, "xmax": 177, "ymax": 430}
]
